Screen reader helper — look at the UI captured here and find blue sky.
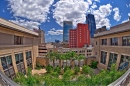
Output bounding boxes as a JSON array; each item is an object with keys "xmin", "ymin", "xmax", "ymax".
[{"xmin": 0, "ymin": 0, "xmax": 130, "ymax": 42}]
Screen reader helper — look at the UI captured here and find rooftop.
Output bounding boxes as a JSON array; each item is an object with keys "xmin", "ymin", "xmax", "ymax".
[
  {"xmin": 0, "ymin": 18, "xmax": 38, "ymax": 36},
  {"xmin": 94, "ymin": 20, "xmax": 130, "ymax": 37}
]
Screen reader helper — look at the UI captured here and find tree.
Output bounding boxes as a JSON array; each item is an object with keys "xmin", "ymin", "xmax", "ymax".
[
  {"xmin": 47, "ymin": 52, "xmax": 56, "ymax": 67},
  {"xmin": 77, "ymin": 54, "xmax": 85, "ymax": 67},
  {"xmin": 69, "ymin": 52, "xmax": 77, "ymax": 68}
]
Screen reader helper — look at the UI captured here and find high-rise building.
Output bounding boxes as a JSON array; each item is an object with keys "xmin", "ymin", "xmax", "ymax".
[
  {"xmin": 63, "ymin": 21, "xmax": 73, "ymax": 42},
  {"xmin": 69, "ymin": 29, "xmax": 77, "ymax": 48},
  {"xmin": 69, "ymin": 23, "xmax": 90, "ymax": 48},
  {"xmin": 86, "ymin": 14, "xmax": 96, "ymax": 38}
]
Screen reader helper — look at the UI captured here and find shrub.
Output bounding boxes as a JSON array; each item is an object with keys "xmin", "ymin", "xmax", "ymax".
[
  {"xmin": 64, "ymin": 66, "xmax": 71, "ymax": 72},
  {"xmin": 89, "ymin": 60, "xmax": 98, "ymax": 69},
  {"xmin": 54, "ymin": 66, "xmax": 61, "ymax": 74},
  {"xmin": 45, "ymin": 65, "xmax": 53, "ymax": 73},
  {"xmin": 63, "ymin": 69, "xmax": 74, "ymax": 80},
  {"xmin": 74, "ymin": 66, "xmax": 80, "ymax": 74}
]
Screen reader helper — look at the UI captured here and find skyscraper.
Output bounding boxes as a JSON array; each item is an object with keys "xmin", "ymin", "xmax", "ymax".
[
  {"xmin": 63, "ymin": 21, "xmax": 73, "ymax": 42},
  {"xmin": 69, "ymin": 23, "xmax": 90, "ymax": 48},
  {"xmin": 86, "ymin": 14, "xmax": 96, "ymax": 38}
]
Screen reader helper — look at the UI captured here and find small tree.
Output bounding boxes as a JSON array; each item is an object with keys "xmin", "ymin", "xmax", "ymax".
[{"xmin": 74, "ymin": 66, "xmax": 80, "ymax": 74}]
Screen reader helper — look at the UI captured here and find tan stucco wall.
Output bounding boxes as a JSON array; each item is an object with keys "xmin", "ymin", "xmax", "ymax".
[
  {"xmin": 0, "ymin": 45, "xmax": 38, "ymax": 74},
  {"xmin": 94, "ymin": 30, "xmax": 130, "ymax": 70},
  {"xmin": 36, "ymin": 57, "xmax": 47, "ymax": 67}
]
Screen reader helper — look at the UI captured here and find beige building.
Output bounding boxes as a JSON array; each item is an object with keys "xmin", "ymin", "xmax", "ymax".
[
  {"xmin": 0, "ymin": 18, "xmax": 39, "ymax": 79},
  {"xmin": 94, "ymin": 20, "xmax": 130, "ymax": 70},
  {"xmin": 48, "ymin": 46, "xmax": 94, "ymax": 58}
]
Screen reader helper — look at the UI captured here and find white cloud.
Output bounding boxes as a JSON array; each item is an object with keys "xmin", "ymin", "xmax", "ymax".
[
  {"xmin": 122, "ymin": 19, "xmax": 129, "ymax": 23},
  {"xmin": 94, "ymin": 0, "xmax": 100, "ymax": 3},
  {"xmin": 10, "ymin": 19, "xmax": 41, "ymax": 29},
  {"xmin": 91, "ymin": 3, "xmax": 97, "ymax": 9},
  {"xmin": 113, "ymin": 7, "xmax": 121, "ymax": 21},
  {"xmin": 128, "ymin": 13, "xmax": 130, "ymax": 16},
  {"xmin": 126, "ymin": 4, "xmax": 129, "ymax": 7},
  {"xmin": 53, "ymin": 0, "xmax": 91, "ymax": 26},
  {"xmin": 93, "ymin": 4, "xmax": 112, "ymax": 28},
  {"xmin": 48, "ymin": 28, "xmax": 63, "ymax": 35},
  {"xmin": 7, "ymin": 0, "xmax": 54, "ymax": 22}
]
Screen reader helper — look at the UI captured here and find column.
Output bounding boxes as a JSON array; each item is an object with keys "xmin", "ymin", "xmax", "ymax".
[
  {"xmin": 105, "ymin": 51, "xmax": 110, "ymax": 69},
  {"xmin": 23, "ymin": 50, "xmax": 27, "ymax": 71},
  {"xmin": 116, "ymin": 53, "xmax": 121, "ymax": 70},
  {"xmin": 118, "ymin": 37, "xmax": 122, "ymax": 46},
  {"xmin": 12, "ymin": 52, "xmax": 18, "ymax": 73}
]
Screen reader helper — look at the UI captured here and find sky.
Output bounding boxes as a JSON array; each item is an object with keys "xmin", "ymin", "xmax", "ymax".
[{"xmin": 0, "ymin": 0, "xmax": 130, "ymax": 42}]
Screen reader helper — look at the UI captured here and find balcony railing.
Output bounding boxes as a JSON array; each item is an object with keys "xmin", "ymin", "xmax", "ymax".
[
  {"xmin": 108, "ymin": 68, "xmax": 130, "ymax": 86},
  {"xmin": 0, "ymin": 70, "xmax": 19, "ymax": 86}
]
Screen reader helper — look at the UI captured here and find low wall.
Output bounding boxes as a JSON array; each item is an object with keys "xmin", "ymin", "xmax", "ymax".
[
  {"xmin": 84, "ymin": 57, "xmax": 97, "ymax": 65},
  {"xmin": 36, "ymin": 57, "xmax": 48, "ymax": 67}
]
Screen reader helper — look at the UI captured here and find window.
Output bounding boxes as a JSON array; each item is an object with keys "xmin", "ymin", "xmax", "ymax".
[
  {"xmin": 95, "ymin": 52, "xmax": 97, "ymax": 55},
  {"xmin": 100, "ymin": 51, "xmax": 107, "ymax": 64},
  {"xmin": 102, "ymin": 39, "xmax": 107, "ymax": 45},
  {"xmin": 118, "ymin": 55, "xmax": 130, "ymax": 70},
  {"xmin": 122, "ymin": 36, "xmax": 130, "ymax": 46},
  {"xmin": 14, "ymin": 35, "xmax": 23, "ymax": 45},
  {"xmin": 1, "ymin": 55, "xmax": 15, "ymax": 79},
  {"xmin": 111, "ymin": 38, "xmax": 118, "ymax": 46},
  {"xmin": 96, "ymin": 42, "xmax": 97, "ymax": 45},
  {"xmin": 108, "ymin": 53, "xmax": 118, "ymax": 70},
  {"xmin": 15, "ymin": 53, "xmax": 26, "ymax": 74},
  {"xmin": 26, "ymin": 51, "xmax": 32, "ymax": 68}
]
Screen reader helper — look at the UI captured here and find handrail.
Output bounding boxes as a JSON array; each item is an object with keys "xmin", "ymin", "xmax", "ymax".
[
  {"xmin": 0, "ymin": 70, "xmax": 19, "ymax": 86},
  {"xmin": 108, "ymin": 68, "xmax": 130, "ymax": 86}
]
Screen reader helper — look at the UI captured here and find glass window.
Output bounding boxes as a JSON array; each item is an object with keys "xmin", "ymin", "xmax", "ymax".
[
  {"xmin": 101, "ymin": 51, "xmax": 107, "ymax": 64},
  {"xmin": 108, "ymin": 53, "xmax": 118, "ymax": 70},
  {"xmin": 118, "ymin": 55, "xmax": 130, "ymax": 70},
  {"xmin": 14, "ymin": 35, "xmax": 23, "ymax": 45},
  {"xmin": 102, "ymin": 39, "xmax": 107, "ymax": 45},
  {"xmin": 111, "ymin": 37, "xmax": 118, "ymax": 46},
  {"xmin": 0, "ymin": 55, "xmax": 15, "ymax": 79},
  {"xmin": 122, "ymin": 36, "xmax": 130, "ymax": 46},
  {"xmin": 26, "ymin": 51, "xmax": 32, "ymax": 68}
]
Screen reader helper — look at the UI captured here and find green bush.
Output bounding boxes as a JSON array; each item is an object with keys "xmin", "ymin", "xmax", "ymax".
[
  {"xmin": 89, "ymin": 60, "xmax": 98, "ymax": 69},
  {"xmin": 63, "ymin": 69, "xmax": 74, "ymax": 80},
  {"xmin": 64, "ymin": 66, "xmax": 71, "ymax": 72},
  {"xmin": 45, "ymin": 65, "xmax": 53, "ymax": 73},
  {"xmin": 54, "ymin": 66, "xmax": 61, "ymax": 74},
  {"xmin": 74, "ymin": 66, "xmax": 80, "ymax": 74}
]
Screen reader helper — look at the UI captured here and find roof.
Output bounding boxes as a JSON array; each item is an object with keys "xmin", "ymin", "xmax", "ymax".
[
  {"xmin": 94, "ymin": 21, "xmax": 130, "ymax": 37},
  {"xmin": 0, "ymin": 18, "xmax": 38, "ymax": 36}
]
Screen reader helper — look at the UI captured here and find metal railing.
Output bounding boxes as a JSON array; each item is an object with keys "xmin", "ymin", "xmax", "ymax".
[
  {"xmin": 108, "ymin": 68, "xmax": 130, "ymax": 86},
  {"xmin": 0, "ymin": 70, "xmax": 19, "ymax": 86}
]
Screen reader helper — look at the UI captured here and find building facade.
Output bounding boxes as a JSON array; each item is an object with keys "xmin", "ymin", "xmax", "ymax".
[
  {"xmin": 69, "ymin": 23, "xmax": 90, "ymax": 48},
  {"xmin": 48, "ymin": 47, "xmax": 94, "ymax": 58},
  {"xmin": 94, "ymin": 20, "xmax": 130, "ymax": 70},
  {"xmin": 0, "ymin": 18, "xmax": 39, "ymax": 79},
  {"xmin": 63, "ymin": 21, "xmax": 73, "ymax": 42},
  {"xmin": 69, "ymin": 29, "xmax": 77, "ymax": 48},
  {"xmin": 86, "ymin": 14, "xmax": 96, "ymax": 38}
]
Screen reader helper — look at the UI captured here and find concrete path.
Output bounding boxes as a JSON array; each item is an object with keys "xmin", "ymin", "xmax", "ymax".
[{"xmin": 32, "ymin": 69, "xmax": 47, "ymax": 75}]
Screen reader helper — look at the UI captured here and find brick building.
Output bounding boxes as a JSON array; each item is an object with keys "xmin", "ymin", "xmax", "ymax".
[{"xmin": 69, "ymin": 23, "xmax": 90, "ymax": 48}]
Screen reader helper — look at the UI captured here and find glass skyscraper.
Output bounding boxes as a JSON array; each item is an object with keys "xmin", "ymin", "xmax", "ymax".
[
  {"xmin": 86, "ymin": 14, "xmax": 96, "ymax": 38},
  {"xmin": 63, "ymin": 21, "xmax": 73, "ymax": 42}
]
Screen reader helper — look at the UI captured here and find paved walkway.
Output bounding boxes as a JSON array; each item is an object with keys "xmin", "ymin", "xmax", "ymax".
[
  {"xmin": 32, "ymin": 69, "xmax": 47, "ymax": 75},
  {"xmin": 93, "ymin": 68, "xmax": 100, "ymax": 74}
]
